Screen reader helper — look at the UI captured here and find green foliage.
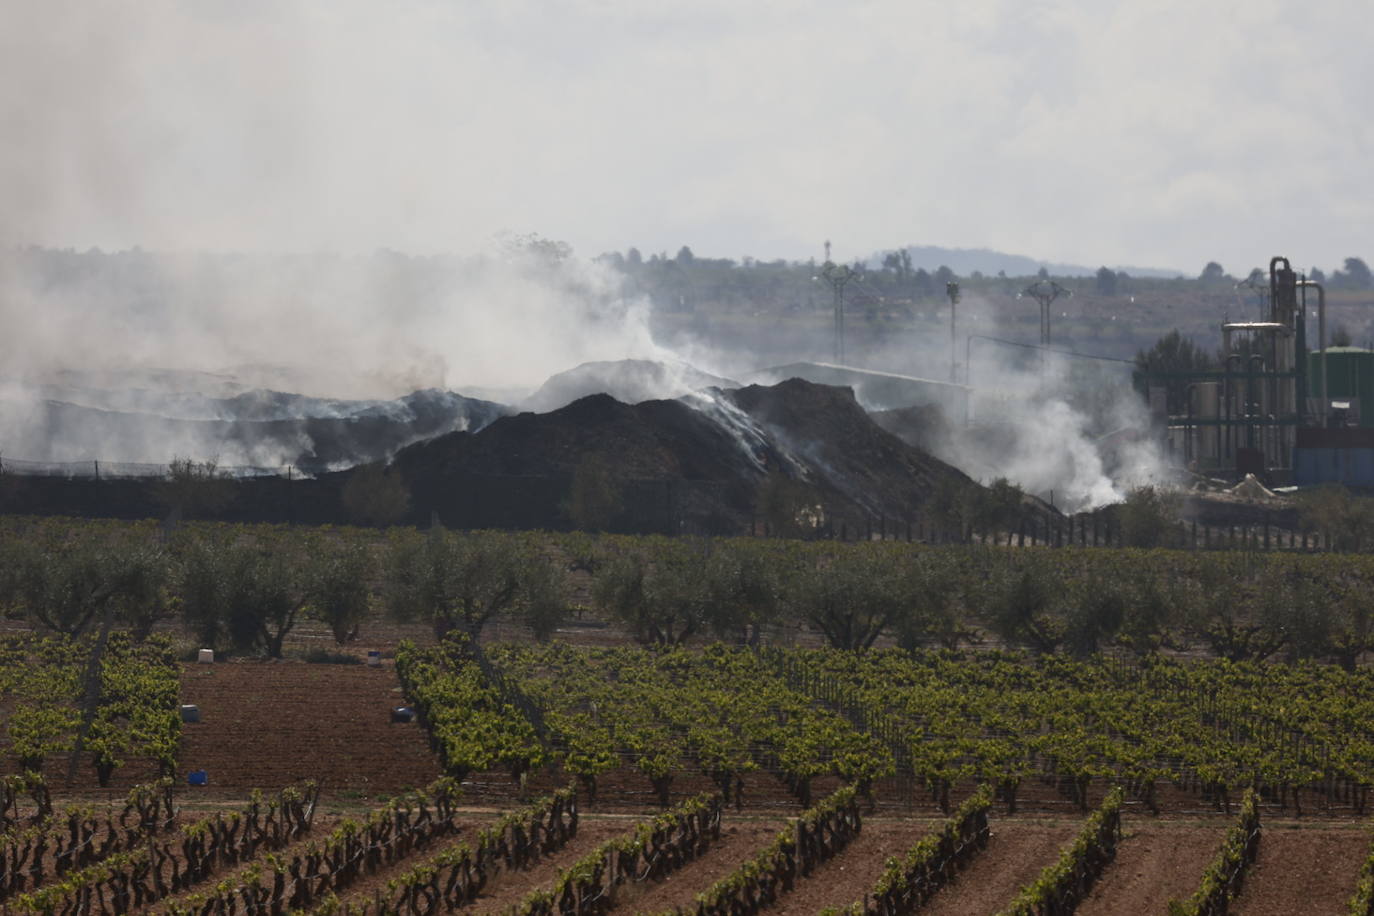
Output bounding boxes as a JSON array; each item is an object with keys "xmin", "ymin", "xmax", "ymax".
[
  {"xmin": 1169, "ymin": 788, "xmax": 1261, "ymax": 915},
  {"xmin": 778, "ymin": 543, "xmax": 903, "ymax": 650},
  {"xmin": 0, "ymin": 633, "xmax": 181, "ymax": 783},
  {"xmin": 304, "ymin": 536, "xmax": 373, "ymax": 645},
  {"xmin": 0, "ymin": 530, "xmax": 169, "ymax": 638},
  {"xmin": 1001, "ymin": 786, "xmax": 1123, "ymax": 915},
  {"xmin": 174, "ymin": 536, "xmax": 305, "ymax": 658},
  {"xmin": 1119, "ymin": 485, "xmax": 1182, "ymax": 548},
  {"xmin": 1297, "ymin": 485, "xmax": 1374, "ymax": 552},
  {"xmin": 1349, "ymin": 827, "xmax": 1374, "ymax": 915},
  {"xmin": 385, "ymin": 529, "xmax": 566, "ymax": 640}
]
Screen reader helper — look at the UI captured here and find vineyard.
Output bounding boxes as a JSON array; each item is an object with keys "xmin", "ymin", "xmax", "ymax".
[
  {"xmin": 0, "ymin": 634, "xmax": 1371, "ymax": 912},
  {"xmin": 4, "ymin": 516, "xmax": 1374, "ymax": 911},
  {"xmin": 0, "ymin": 633, "xmax": 180, "ymax": 788}
]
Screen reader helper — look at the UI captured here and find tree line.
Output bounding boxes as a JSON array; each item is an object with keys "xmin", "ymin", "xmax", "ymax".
[{"xmin": 4, "ymin": 519, "xmax": 1374, "ymax": 668}]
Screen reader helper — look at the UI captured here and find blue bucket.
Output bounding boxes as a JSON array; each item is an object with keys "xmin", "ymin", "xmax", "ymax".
[{"xmin": 187, "ymin": 769, "xmax": 208, "ymax": 786}]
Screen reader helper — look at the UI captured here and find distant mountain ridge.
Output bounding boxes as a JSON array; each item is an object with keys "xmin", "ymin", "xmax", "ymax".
[{"xmin": 865, "ymin": 244, "xmax": 1185, "ymax": 279}]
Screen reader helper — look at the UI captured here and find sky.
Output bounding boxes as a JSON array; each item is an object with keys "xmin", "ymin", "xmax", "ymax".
[{"xmin": 2, "ymin": 0, "xmax": 1371, "ymax": 275}]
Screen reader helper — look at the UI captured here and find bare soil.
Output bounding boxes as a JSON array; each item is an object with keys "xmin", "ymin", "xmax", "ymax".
[
  {"xmin": 917, "ymin": 819, "xmax": 1081, "ymax": 916},
  {"xmin": 466, "ymin": 816, "xmax": 640, "ymax": 915},
  {"xmin": 324, "ymin": 809, "xmax": 501, "ymax": 909},
  {"xmin": 1076, "ymin": 821, "xmax": 1227, "ymax": 915},
  {"xmin": 609, "ymin": 816, "xmax": 790, "ymax": 915},
  {"xmin": 176, "ymin": 659, "xmax": 441, "ymax": 795},
  {"xmin": 1230, "ymin": 822, "xmax": 1369, "ymax": 916},
  {"xmin": 765, "ymin": 818, "xmax": 948, "ymax": 916}
]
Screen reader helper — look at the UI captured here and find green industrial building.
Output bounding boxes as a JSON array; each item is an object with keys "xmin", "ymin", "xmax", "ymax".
[{"xmin": 1308, "ymin": 347, "xmax": 1374, "ymax": 425}]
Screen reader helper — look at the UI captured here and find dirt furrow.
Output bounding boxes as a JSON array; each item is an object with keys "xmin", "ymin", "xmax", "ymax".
[
  {"xmin": 1229, "ymin": 823, "xmax": 1368, "ymax": 916},
  {"xmin": 916, "ymin": 819, "xmax": 1080, "ymax": 916},
  {"xmin": 1076, "ymin": 822, "xmax": 1225, "ymax": 916},
  {"xmin": 607, "ymin": 816, "xmax": 790, "ymax": 915},
  {"xmin": 764, "ymin": 818, "xmax": 948, "ymax": 916},
  {"xmin": 467, "ymin": 816, "xmax": 640, "ymax": 915},
  {"xmin": 316, "ymin": 811, "xmax": 502, "ymax": 911}
]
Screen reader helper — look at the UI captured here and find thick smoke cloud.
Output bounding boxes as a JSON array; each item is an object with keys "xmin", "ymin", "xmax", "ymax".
[
  {"xmin": 0, "ymin": 245, "xmax": 671, "ymax": 465},
  {"xmin": 0, "ymin": 1, "xmax": 1167, "ymax": 503}
]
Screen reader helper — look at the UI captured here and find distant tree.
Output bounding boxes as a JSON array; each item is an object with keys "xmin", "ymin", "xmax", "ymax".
[
  {"xmin": 1135, "ymin": 330, "xmax": 1215, "ymax": 414},
  {"xmin": 912, "ymin": 267, "xmax": 933, "ymax": 297},
  {"xmin": 1297, "ymin": 485, "xmax": 1374, "ymax": 551},
  {"xmin": 1309, "ymin": 266, "xmax": 1326, "ymax": 283},
  {"xmin": 988, "ymin": 558, "xmax": 1061, "ymax": 654},
  {"xmin": 593, "ymin": 538, "xmax": 713, "ymax": 646},
  {"xmin": 501, "ymin": 232, "xmax": 572, "ymax": 265},
  {"xmin": 675, "ymin": 245, "xmax": 695, "ymax": 266},
  {"xmin": 386, "ymin": 530, "xmax": 565, "ymax": 640},
  {"xmin": 305, "ymin": 538, "xmax": 373, "ymax": 645},
  {"xmin": 1118, "ymin": 486, "xmax": 1182, "ymax": 548},
  {"xmin": 1333, "ymin": 257, "xmax": 1373, "ymax": 290},
  {"xmin": 161, "ymin": 458, "xmax": 234, "ymax": 519},
  {"xmin": 1095, "ymin": 266, "xmax": 1118, "ymax": 296},
  {"xmin": 969, "ymin": 478, "xmax": 1024, "ymax": 543},
  {"xmin": 881, "ymin": 248, "xmax": 913, "ymax": 284},
  {"xmin": 5, "ymin": 535, "xmax": 168, "ymax": 639},
  {"xmin": 934, "ymin": 265, "xmax": 956, "ymax": 286},
  {"xmin": 1037, "ymin": 266, "xmax": 1050, "ymax": 279},
  {"xmin": 779, "ymin": 546, "xmax": 901, "ymax": 650},
  {"xmin": 177, "ymin": 539, "xmax": 305, "ymax": 658},
  {"xmin": 1331, "ymin": 323, "xmax": 1354, "ymax": 347},
  {"xmin": 1199, "ymin": 261, "xmax": 1227, "ymax": 283},
  {"xmin": 626, "ymin": 247, "xmax": 643, "ymax": 267}
]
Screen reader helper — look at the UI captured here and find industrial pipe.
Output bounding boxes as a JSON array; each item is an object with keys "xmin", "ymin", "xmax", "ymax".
[{"xmin": 1300, "ymin": 279, "xmax": 1327, "ymax": 423}]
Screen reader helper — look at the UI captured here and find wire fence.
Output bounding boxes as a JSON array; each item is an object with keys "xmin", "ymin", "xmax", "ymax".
[{"xmin": 0, "ymin": 455, "xmax": 294, "ymax": 479}]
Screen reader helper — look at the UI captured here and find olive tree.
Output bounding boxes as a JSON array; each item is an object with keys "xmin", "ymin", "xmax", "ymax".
[{"xmin": 386, "ymin": 530, "xmax": 566, "ymax": 640}]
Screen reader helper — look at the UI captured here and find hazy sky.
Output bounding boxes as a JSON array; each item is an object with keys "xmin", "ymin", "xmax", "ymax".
[{"xmin": 3, "ymin": 0, "xmax": 1370, "ymax": 274}]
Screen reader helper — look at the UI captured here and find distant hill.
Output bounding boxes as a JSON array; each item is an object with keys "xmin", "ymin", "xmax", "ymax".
[{"xmin": 866, "ymin": 244, "xmax": 1185, "ymax": 279}]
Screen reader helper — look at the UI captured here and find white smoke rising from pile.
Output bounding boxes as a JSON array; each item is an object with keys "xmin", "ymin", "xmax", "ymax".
[
  {"xmin": 0, "ymin": 246, "xmax": 673, "ymax": 465},
  {"xmin": 892, "ymin": 292, "xmax": 1169, "ymax": 512}
]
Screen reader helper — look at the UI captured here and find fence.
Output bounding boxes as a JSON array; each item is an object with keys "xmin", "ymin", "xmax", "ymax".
[
  {"xmin": 765, "ymin": 509, "xmax": 1342, "ymax": 554},
  {"xmin": 0, "ymin": 455, "xmax": 295, "ymax": 480}
]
